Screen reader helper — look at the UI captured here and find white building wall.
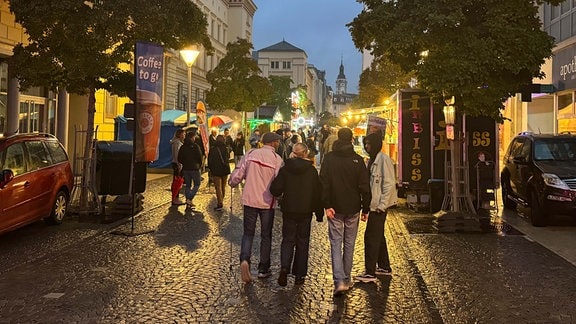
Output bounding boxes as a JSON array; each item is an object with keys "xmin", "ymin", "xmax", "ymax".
[{"xmin": 257, "ymin": 51, "xmax": 308, "ymax": 87}]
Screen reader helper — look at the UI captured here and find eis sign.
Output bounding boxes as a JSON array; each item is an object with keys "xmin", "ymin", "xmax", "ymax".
[{"xmin": 399, "ymin": 90, "xmax": 432, "ymax": 191}]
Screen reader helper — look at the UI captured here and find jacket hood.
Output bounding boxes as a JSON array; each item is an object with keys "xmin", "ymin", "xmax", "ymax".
[
  {"xmin": 364, "ymin": 132, "xmax": 383, "ymax": 167},
  {"xmin": 332, "ymin": 140, "xmax": 356, "ymax": 157},
  {"xmin": 284, "ymin": 157, "xmax": 313, "ymax": 175}
]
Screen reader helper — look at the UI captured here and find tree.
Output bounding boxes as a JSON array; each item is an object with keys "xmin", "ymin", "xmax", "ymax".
[
  {"xmin": 267, "ymin": 75, "xmax": 293, "ymax": 121},
  {"xmin": 9, "ymin": 0, "xmax": 213, "ymax": 209},
  {"xmin": 356, "ymin": 56, "xmax": 414, "ymax": 107},
  {"xmin": 206, "ymin": 39, "xmax": 272, "ymax": 113},
  {"xmin": 348, "ymin": 0, "xmax": 563, "ymax": 120},
  {"xmin": 290, "ymin": 85, "xmax": 314, "ymax": 119}
]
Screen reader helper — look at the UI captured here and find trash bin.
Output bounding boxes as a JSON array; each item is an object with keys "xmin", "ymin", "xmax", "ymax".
[
  {"xmin": 96, "ymin": 141, "xmax": 147, "ymax": 195},
  {"xmin": 427, "ymin": 179, "xmax": 444, "ymax": 213}
]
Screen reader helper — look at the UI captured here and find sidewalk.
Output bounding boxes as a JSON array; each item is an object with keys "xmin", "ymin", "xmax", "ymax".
[{"xmin": 0, "ymin": 174, "xmax": 575, "ymax": 323}]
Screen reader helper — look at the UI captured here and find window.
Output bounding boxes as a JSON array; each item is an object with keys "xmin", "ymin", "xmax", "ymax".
[
  {"xmin": 45, "ymin": 141, "xmax": 68, "ymax": 163},
  {"xmin": 26, "ymin": 141, "xmax": 51, "ymax": 170},
  {"xmin": 558, "ymin": 92, "xmax": 573, "ymax": 117},
  {"xmin": 509, "ymin": 139, "xmax": 525, "ymax": 158},
  {"xmin": 105, "ymin": 92, "xmax": 117, "ymax": 118},
  {"xmin": 519, "ymin": 140, "xmax": 531, "ymax": 160},
  {"xmin": 2, "ymin": 143, "xmax": 26, "ymax": 176},
  {"xmin": 282, "ymin": 61, "xmax": 291, "ymax": 69},
  {"xmin": 271, "ymin": 61, "xmax": 279, "ymax": 69}
]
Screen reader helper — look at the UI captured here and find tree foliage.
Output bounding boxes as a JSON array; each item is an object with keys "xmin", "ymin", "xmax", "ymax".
[
  {"xmin": 348, "ymin": 0, "xmax": 563, "ymax": 120},
  {"xmin": 9, "ymin": 0, "xmax": 213, "ymax": 97},
  {"xmin": 267, "ymin": 75, "xmax": 293, "ymax": 121},
  {"xmin": 206, "ymin": 39, "xmax": 272, "ymax": 112},
  {"xmin": 291, "ymin": 85, "xmax": 314, "ymax": 119},
  {"xmin": 357, "ymin": 56, "xmax": 414, "ymax": 107}
]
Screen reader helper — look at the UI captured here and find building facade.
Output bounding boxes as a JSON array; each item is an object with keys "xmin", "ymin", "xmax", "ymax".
[
  {"xmin": 501, "ymin": 1, "xmax": 576, "ymax": 154},
  {"xmin": 254, "ymin": 39, "xmax": 330, "ymax": 119}
]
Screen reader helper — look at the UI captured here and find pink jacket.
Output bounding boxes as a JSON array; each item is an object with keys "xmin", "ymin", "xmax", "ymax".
[{"xmin": 228, "ymin": 145, "xmax": 283, "ymax": 209}]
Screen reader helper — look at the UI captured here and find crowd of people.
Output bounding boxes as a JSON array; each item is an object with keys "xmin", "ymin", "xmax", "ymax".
[{"xmin": 169, "ymin": 123, "xmax": 397, "ymax": 297}]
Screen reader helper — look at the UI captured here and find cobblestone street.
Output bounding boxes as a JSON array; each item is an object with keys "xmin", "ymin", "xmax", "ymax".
[{"xmin": 0, "ymin": 174, "xmax": 575, "ymax": 323}]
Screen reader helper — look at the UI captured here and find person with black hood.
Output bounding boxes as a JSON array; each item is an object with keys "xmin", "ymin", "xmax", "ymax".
[
  {"xmin": 319, "ymin": 127, "xmax": 371, "ymax": 296},
  {"xmin": 269, "ymin": 142, "xmax": 324, "ymax": 287},
  {"xmin": 178, "ymin": 131, "xmax": 204, "ymax": 209},
  {"xmin": 208, "ymin": 135, "xmax": 231, "ymax": 211},
  {"xmin": 355, "ymin": 131, "xmax": 398, "ymax": 283}
]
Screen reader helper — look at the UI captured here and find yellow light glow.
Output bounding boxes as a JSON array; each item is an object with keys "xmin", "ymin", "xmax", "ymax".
[
  {"xmin": 180, "ymin": 45, "xmax": 200, "ymax": 66},
  {"xmin": 443, "ymin": 105, "xmax": 456, "ymax": 125}
]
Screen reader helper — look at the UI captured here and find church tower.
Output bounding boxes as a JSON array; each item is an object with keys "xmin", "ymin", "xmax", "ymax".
[{"xmin": 335, "ymin": 58, "xmax": 347, "ymax": 95}]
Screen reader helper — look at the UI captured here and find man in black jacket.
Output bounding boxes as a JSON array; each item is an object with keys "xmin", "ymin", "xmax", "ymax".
[
  {"xmin": 270, "ymin": 143, "xmax": 324, "ymax": 287},
  {"xmin": 178, "ymin": 131, "xmax": 203, "ymax": 209},
  {"xmin": 319, "ymin": 127, "xmax": 371, "ymax": 296}
]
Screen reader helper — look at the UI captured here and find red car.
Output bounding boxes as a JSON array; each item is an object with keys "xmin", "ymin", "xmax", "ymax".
[{"xmin": 0, "ymin": 133, "xmax": 74, "ymax": 235}]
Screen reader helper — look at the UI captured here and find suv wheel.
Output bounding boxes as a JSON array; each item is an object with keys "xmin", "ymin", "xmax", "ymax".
[
  {"xmin": 44, "ymin": 190, "xmax": 68, "ymax": 225},
  {"xmin": 501, "ymin": 178, "xmax": 516, "ymax": 210},
  {"xmin": 529, "ymin": 190, "xmax": 547, "ymax": 227}
]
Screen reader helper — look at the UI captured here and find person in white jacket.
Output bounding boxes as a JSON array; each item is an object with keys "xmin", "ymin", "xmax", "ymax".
[{"xmin": 356, "ymin": 131, "xmax": 398, "ymax": 283}]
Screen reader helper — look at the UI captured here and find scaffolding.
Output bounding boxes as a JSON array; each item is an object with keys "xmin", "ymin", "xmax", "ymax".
[{"xmin": 68, "ymin": 125, "xmax": 101, "ymax": 215}]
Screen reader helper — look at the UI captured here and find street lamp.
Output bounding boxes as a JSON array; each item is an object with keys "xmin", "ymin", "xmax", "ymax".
[
  {"xmin": 443, "ymin": 96, "xmax": 457, "ymax": 213},
  {"xmin": 443, "ymin": 96, "xmax": 455, "ymax": 140},
  {"xmin": 180, "ymin": 45, "xmax": 200, "ymax": 127}
]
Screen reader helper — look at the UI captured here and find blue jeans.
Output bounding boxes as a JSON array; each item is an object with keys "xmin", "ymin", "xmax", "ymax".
[
  {"xmin": 182, "ymin": 169, "xmax": 201, "ymax": 201},
  {"xmin": 240, "ymin": 206, "xmax": 275, "ymax": 272},
  {"xmin": 328, "ymin": 212, "xmax": 360, "ymax": 286}
]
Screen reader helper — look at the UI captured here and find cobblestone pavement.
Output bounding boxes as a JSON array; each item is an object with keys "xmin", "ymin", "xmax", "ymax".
[{"xmin": 0, "ymin": 174, "xmax": 575, "ymax": 323}]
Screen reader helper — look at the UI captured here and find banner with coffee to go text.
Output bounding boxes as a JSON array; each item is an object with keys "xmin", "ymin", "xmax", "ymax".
[{"xmin": 135, "ymin": 41, "xmax": 164, "ymax": 162}]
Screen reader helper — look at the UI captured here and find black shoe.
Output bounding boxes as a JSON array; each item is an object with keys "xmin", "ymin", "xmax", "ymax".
[
  {"xmin": 278, "ymin": 269, "xmax": 288, "ymax": 287},
  {"xmin": 294, "ymin": 277, "xmax": 305, "ymax": 285},
  {"xmin": 213, "ymin": 205, "xmax": 223, "ymax": 211}
]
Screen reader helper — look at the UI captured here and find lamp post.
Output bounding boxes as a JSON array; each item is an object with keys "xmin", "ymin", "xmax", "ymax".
[
  {"xmin": 180, "ymin": 45, "xmax": 200, "ymax": 127},
  {"xmin": 443, "ymin": 96, "xmax": 457, "ymax": 212}
]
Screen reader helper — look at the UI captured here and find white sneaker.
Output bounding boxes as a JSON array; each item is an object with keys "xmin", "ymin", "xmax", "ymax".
[{"xmin": 355, "ymin": 273, "xmax": 377, "ymax": 283}]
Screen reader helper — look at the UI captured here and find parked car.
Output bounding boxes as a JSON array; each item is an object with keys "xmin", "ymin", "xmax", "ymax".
[
  {"xmin": 500, "ymin": 132, "xmax": 576, "ymax": 226},
  {"xmin": 0, "ymin": 133, "xmax": 74, "ymax": 235}
]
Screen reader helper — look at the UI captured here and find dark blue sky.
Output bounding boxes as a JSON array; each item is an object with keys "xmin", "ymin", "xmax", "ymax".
[{"xmin": 252, "ymin": 1, "xmax": 364, "ymax": 94}]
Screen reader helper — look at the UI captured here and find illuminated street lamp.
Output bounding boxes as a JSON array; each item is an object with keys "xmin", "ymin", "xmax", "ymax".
[
  {"xmin": 443, "ymin": 96, "xmax": 455, "ymax": 140},
  {"xmin": 180, "ymin": 45, "xmax": 201, "ymax": 127}
]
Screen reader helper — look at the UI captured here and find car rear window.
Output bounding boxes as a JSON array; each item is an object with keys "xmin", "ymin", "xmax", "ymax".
[
  {"xmin": 45, "ymin": 140, "xmax": 68, "ymax": 163},
  {"xmin": 25, "ymin": 141, "xmax": 52, "ymax": 170}
]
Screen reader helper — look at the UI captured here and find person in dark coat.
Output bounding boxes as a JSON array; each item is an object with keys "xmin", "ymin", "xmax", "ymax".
[
  {"xmin": 274, "ymin": 128, "xmax": 289, "ymax": 161},
  {"xmin": 319, "ymin": 127, "xmax": 371, "ymax": 296},
  {"xmin": 270, "ymin": 143, "xmax": 324, "ymax": 287},
  {"xmin": 178, "ymin": 131, "xmax": 203, "ymax": 208},
  {"xmin": 208, "ymin": 135, "xmax": 231, "ymax": 211},
  {"xmin": 223, "ymin": 128, "xmax": 234, "ymax": 153},
  {"xmin": 231, "ymin": 131, "xmax": 246, "ymax": 166}
]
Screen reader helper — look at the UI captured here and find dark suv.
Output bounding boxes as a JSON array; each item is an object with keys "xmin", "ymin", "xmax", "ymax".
[
  {"xmin": 0, "ymin": 133, "xmax": 74, "ymax": 235},
  {"xmin": 501, "ymin": 132, "xmax": 576, "ymax": 226}
]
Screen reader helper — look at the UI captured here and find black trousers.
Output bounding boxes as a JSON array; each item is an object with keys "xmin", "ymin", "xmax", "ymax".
[
  {"xmin": 364, "ymin": 210, "xmax": 391, "ymax": 275},
  {"xmin": 280, "ymin": 212, "xmax": 312, "ymax": 278}
]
